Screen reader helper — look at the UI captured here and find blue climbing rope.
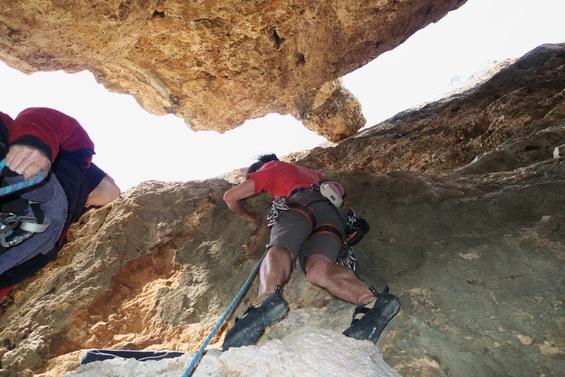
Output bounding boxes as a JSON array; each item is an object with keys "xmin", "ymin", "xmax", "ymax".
[
  {"xmin": 181, "ymin": 248, "xmax": 268, "ymax": 377},
  {"xmin": 0, "ymin": 158, "xmax": 45, "ymax": 196}
]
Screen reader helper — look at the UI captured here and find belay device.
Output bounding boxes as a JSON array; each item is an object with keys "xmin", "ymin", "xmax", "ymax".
[{"xmin": 0, "ymin": 202, "xmax": 51, "ymax": 249}]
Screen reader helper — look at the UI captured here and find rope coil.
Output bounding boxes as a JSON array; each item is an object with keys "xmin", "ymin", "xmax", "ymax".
[{"xmin": 0, "ymin": 158, "xmax": 46, "ymax": 197}]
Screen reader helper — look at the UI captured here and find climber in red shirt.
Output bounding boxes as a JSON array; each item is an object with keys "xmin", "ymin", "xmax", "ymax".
[
  {"xmin": 221, "ymin": 154, "xmax": 400, "ymax": 350},
  {"xmin": 0, "ymin": 107, "xmax": 121, "ymax": 299}
]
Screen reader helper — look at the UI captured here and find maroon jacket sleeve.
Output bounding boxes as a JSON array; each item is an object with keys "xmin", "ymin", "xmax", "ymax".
[
  {"xmin": 0, "ymin": 112, "xmax": 13, "ymax": 143},
  {"xmin": 7, "ymin": 107, "xmax": 95, "ymax": 167},
  {"xmin": 0, "ymin": 112, "xmax": 12, "ymax": 125}
]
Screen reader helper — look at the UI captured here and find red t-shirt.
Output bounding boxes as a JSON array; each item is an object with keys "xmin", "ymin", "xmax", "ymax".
[{"xmin": 247, "ymin": 161, "xmax": 324, "ymax": 199}]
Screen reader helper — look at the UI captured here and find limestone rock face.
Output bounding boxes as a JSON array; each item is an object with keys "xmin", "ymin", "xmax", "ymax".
[
  {"xmin": 1, "ymin": 43, "xmax": 565, "ymax": 376},
  {"xmin": 0, "ymin": 0, "xmax": 465, "ymax": 141}
]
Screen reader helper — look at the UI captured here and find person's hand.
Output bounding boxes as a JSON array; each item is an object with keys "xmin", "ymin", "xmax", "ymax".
[
  {"xmin": 223, "ymin": 179, "xmax": 261, "ymax": 224},
  {"xmin": 5, "ymin": 145, "xmax": 51, "ymax": 179},
  {"xmin": 242, "ymin": 211, "xmax": 262, "ymax": 225}
]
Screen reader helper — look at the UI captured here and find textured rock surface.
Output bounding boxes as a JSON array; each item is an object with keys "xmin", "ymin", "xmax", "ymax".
[
  {"xmin": 1, "ymin": 43, "xmax": 565, "ymax": 376},
  {"xmin": 0, "ymin": 0, "xmax": 466, "ymax": 140},
  {"xmin": 62, "ymin": 329, "xmax": 403, "ymax": 377}
]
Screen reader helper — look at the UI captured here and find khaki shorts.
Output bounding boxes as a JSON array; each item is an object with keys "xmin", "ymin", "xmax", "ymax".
[{"xmin": 268, "ymin": 190, "xmax": 345, "ymax": 271}]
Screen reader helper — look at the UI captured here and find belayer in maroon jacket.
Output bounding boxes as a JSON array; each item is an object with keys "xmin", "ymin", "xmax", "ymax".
[{"xmin": 0, "ymin": 107, "xmax": 121, "ymax": 298}]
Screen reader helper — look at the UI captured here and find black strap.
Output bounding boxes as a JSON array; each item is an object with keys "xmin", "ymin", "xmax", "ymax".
[
  {"xmin": 288, "ymin": 184, "xmax": 320, "ymax": 198},
  {"xmin": 81, "ymin": 349, "xmax": 184, "ymax": 365},
  {"xmin": 28, "ymin": 201, "xmax": 45, "ymax": 224},
  {"xmin": 287, "ymin": 201, "xmax": 318, "ymax": 231},
  {"xmin": 287, "ymin": 195, "xmax": 345, "ymax": 233},
  {"xmin": 310, "ymin": 224, "xmax": 343, "ymax": 247}
]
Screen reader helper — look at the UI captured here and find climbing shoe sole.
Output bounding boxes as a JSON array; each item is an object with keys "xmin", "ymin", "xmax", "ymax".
[
  {"xmin": 342, "ymin": 292, "xmax": 400, "ymax": 344},
  {"xmin": 222, "ymin": 293, "xmax": 289, "ymax": 351}
]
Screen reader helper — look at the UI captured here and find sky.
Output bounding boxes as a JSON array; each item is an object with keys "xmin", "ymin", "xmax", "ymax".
[{"xmin": 1, "ymin": 0, "xmax": 564, "ymax": 191}]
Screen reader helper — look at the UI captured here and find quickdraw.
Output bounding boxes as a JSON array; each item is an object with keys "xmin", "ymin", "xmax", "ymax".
[
  {"xmin": 337, "ymin": 242, "xmax": 358, "ymax": 272},
  {"xmin": 267, "ymin": 197, "xmax": 290, "ymax": 227},
  {"xmin": 337, "ymin": 208, "xmax": 362, "ymax": 272}
]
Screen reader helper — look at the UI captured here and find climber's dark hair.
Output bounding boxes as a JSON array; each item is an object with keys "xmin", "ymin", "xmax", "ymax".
[{"xmin": 247, "ymin": 153, "xmax": 279, "ymax": 174}]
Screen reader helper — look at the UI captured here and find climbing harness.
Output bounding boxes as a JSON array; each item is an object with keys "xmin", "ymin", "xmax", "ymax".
[
  {"xmin": 181, "ymin": 247, "xmax": 269, "ymax": 377},
  {"xmin": 287, "ymin": 201, "xmax": 319, "ymax": 231},
  {"xmin": 267, "ymin": 188, "xmax": 365, "ymax": 272},
  {"xmin": 0, "ymin": 158, "xmax": 50, "ymax": 249},
  {"xmin": 267, "ymin": 184, "xmax": 320, "ymax": 227},
  {"xmin": 268, "ymin": 184, "xmax": 326, "ymax": 229}
]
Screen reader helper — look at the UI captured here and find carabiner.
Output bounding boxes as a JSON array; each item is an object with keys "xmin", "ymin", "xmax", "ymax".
[{"xmin": 0, "ymin": 212, "xmax": 20, "ymax": 234}]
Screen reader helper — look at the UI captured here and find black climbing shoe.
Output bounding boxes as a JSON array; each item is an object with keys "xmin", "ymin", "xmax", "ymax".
[
  {"xmin": 343, "ymin": 286, "xmax": 400, "ymax": 344},
  {"xmin": 222, "ymin": 286, "xmax": 289, "ymax": 351}
]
